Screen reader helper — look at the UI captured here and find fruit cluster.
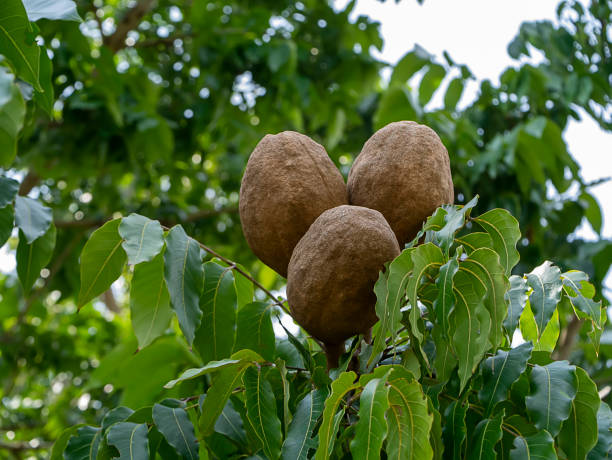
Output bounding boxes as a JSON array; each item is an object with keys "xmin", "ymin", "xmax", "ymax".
[{"xmin": 239, "ymin": 121, "xmax": 454, "ymax": 366}]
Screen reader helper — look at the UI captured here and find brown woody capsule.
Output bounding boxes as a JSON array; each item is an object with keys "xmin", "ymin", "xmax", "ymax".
[
  {"xmin": 287, "ymin": 205, "xmax": 400, "ymax": 361},
  {"xmin": 239, "ymin": 131, "xmax": 347, "ymax": 277},
  {"xmin": 347, "ymin": 121, "xmax": 454, "ymax": 247}
]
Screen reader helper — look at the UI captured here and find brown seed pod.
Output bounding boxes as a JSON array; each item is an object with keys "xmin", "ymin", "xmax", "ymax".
[
  {"xmin": 239, "ymin": 131, "xmax": 347, "ymax": 277},
  {"xmin": 347, "ymin": 121, "xmax": 454, "ymax": 247},
  {"xmin": 287, "ymin": 205, "xmax": 400, "ymax": 363}
]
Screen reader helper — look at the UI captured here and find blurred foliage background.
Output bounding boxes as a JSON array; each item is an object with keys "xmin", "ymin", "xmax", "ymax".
[{"xmin": 0, "ymin": 0, "xmax": 610, "ymax": 456}]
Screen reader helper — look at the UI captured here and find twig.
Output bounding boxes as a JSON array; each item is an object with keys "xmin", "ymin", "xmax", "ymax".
[
  {"xmin": 18, "ymin": 171, "xmax": 40, "ymax": 196},
  {"xmin": 105, "ymin": 0, "xmax": 156, "ymax": 52},
  {"xmin": 553, "ymin": 315, "xmax": 583, "ymax": 361}
]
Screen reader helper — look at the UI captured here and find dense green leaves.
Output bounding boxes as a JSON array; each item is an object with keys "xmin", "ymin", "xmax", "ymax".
[
  {"xmin": 467, "ymin": 410, "xmax": 504, "ymax": 460},
  {"xmin": 235, "ymin": 302, "xmax": 275, "ymax": 361},
  {"xmin": 244, "ymin": 366, "xmax": 282, "ymax": 460},
  {"xmin": 472, "ymin": 209, "xmax": 520, "ymax": 275},
  {"xmin": 164, "ymin": 225, "xmax": 203, "ymax": 344},
  {"xmin": 78, "ymin": 218, "xmax": 126, "ymax": 308},
  {"xmin": 107, "ymin": 423, "xmax": 149, "ymax": 460},
  {"xmin": 526, "ymin": 361, "xmax": 577, "ymax": 436},
  {"xmin": 119, "ymin": 214, "xmax": 164, "ymax": 265},
  {"xmin": 130, "ymin": 252, "xmax": 172, "ymax": 349},
  {"xmin": 64, "ymin": 426, "xmax": 102, "ymax": 460},
  {"xmin": 443, "ymin": 401, "xmax": 468, "ymax": 460},
  {"xmin": 16, "ymin": 223, "xmax": 56, "ymax": 293},
  {"xmin": 14, "ymin": 195, "xmax": 52, "ymax": 243},
  {"xmin": 153, "ymin": 404, "xmax": 199, "ymax": 460},
  {"xmin": 509, "ymin": 431, "xmax": 557, "ymax": 460},
  {"xmin": 350, "ymin": 376, "xmax": 390, "ymax": 460},
  {"xmin": 588, "ymin": 402, "xmax": 612, "ymax": 460},
  {"xmin": 281, "ymin": 390, "xmax": 326, "ymax": 460}
]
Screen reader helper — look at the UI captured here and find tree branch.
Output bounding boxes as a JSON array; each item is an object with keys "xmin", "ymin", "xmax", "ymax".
[
  {"xmin": 18, "ymin": 171, "xmax": 40, "ymax": 196},
  {"xmin": 105, "ymin": 0, "xmax": 156, "ymax": 52},
  {"xmin": 554, "ymin": 315, "xmax": 583, "ymax": 361}
]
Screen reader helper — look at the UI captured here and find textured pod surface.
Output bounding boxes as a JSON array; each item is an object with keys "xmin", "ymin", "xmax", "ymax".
[
  {"xmin": 348, "ymin": 121, "xmax": 454, "ymax": 246},
  {"xmin": 239, "ymin": 131, "xmax": 347, "ymax": 277},
  {"xmin": 287, "ymin": 205, "xmax": 400, "ymax": 345}
]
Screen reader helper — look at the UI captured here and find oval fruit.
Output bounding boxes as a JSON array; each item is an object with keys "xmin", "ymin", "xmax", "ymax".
[
  {"xmin": 347, "ymin": 121, "xmax": 454, "ymax": 247},
  {"xmin": 287, "ymin": 205, "xmax": 400, "ymax": 350},
  {"xmin": 239, "ymin": 131, "xmax": 347, "ymax": 277}
]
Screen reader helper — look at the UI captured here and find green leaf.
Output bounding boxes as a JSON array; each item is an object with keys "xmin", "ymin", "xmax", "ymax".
[
  {"xmin": 478, "ymin": 342, "xmax": 533, "ymax": 417},
  {"xmin": 194, "ymin": 262, "xmax": 237, "ymax": 363},
  {"xmin": 561, "ymin": 270, "xmax": 602, "ymax": 325},
  {"xmin": 33, "ymin": 48, "xmax": 53, "ymax": 115},
  {"xmin": 153, "ymin": 404, "xmax": 199, "ymax": 460},
  {"xmin": 450, "ymin": 269, "xmax": 491, "ymax": 391},
  {"xmin": 525, "ymin": 360, "xmax": 577, "ymax": 436},
  {"xmin": 65, "ymin": 426, "xmax": 102, "ymax": 460},
  {"xmin": 526, "ymin": 261, "xmax": 562, "ymax": 336},
  {"xmin": 386, "ymin": 371, "xmax": 434, "ymax": 460},
  {"xmin": 350, "ymin": 376, "xmax": 390, "ymax": 460},
  {"xmin": 419, "ymin": 63, "xmax": 446, "ymax": 106},
  {"xmin": 0, "ymin": 1, "xmax": 42, "ymax": 90},
  {"xmin": 78, "ymin": 219, "xmax": 126, "ymax": 308},
  {"xmin": 0, "ymin": 206, "xmax": 13, "ymax": 247},
  {"xmin": 504, "ymin": 275, "xmax": 528, "ymax": 338},
  {"xmin": 0, "ymin": 71, "xmax": 25, "ymax": 166},
  {"xmin": 276, "ymin": 358, "xmax": 291, "ymax": 435},
  {"xmin": 130, "ymin": 251, "xmax": 173, "ymax": 349},
  {"xmin": 587, "ymin": 402, "xmax": 612, "ymax": 460},
  {"xmin": 467, "ymin": 410, "xmax": 504, "ymax": 460},
  {"xmin": 444, "ymin": 77, "xmax": 464, "ymax": 110},
  {"xmin": 16, "ymin": 223, "xmax": 55, "ymax": 294},
  {"xmin": 118, "ymin": 214, "xmax": 164, "ymax": 265},
  {"xmin": 315, "ymin": 371, "xmax": 359, "ymax": 460},
  {"xmin": 373, "ymin": 86, "xmax": 418, "ymax": 130},
  {"xmin": 455, "ymin": 232, "xmax": 493, "ymax": 254},
  {"xmin": 235, "ymin": 301, "xmax": 275, "ymax": 361},
  {"xmin": 581, "ymin": 192, "xmax": 602, "ymax": 234},
  {"xmin": 443, "ymin": 400, "xmax": 468, "ymax": 460},
  {"xmin": 460, "ymin": 247, "xmax": 507, "ymax": 347},
  {"xmin": 428, "ymin": 397, "xmax": 443, "ymax": 460},
  {"xmin": 50, "ymin": 424, "xmax": 85, "ymax": 460},
  {"xmin": 372, "ymin": 248, "xmax": 414, "ymax": 360},
  {"xmin": 520, "ymin": 300, "xmax": 560, "ymax": 353},
  {"xmin": 509, "ymin": 431, "xmax": 557, "ymax": 460},
  {"xmin": 281, "ymin": 389, "xmax": 326, "ymax": 460},
  {"xmin": 102, "ymin": 407, "xmax": 134, "ymax": 431},
  {"xmin": 234, "ymin": 263, "xmax": 254, "ymax": 309},
  {"xmin": 107, "ymin": 423, "xmax": 149, "ymax": 460},
  {"xmin": 433, "ymin": 327, "xmax": 457, "ymax": 384},
  {"xmin": 165, "ymin": 349, "xmax": 263, "ymax": 389},
  {"xmin": 472, "ymin": 209, "xmax": 520, "ymax": 275},
  {"xmin": 559, "ymin": 367, "xmax": 600, "ymax": 460},
  {"xmin": 14, "ymin": 195, "xmax": 52, "ymax": 243},
  {"xmin": 391, "ymin": 46, "xmax": 432, "ymax": 85},
  {"xmin": 199, "ymin": 354, "xmax": 261, "ymax": 436},
  {"xmin": 436, "ymin": 196, "xmax": 478, "ymax": 253},
  {"xmin": 434, "ymin": 255, "xmax": 459, "ymax": 339},
  {"xmin": 164, "ymin": 225, "xmax": 203, "ymax": 344},
  {"xmin": 407, "ymin": 243, "xmax": 444, "ymax": 343},
  {"xmin": 244, "ymin": 366, "xmax": 282, "ymax": 460},
  {"xmin": 0, "ymin": 175, "xmax": 19, "ymax": 207},
  {"xmin": 22, "ymin": 0, "xmax": 81, "ymax": 21},
  {"xmin": 214, "ymin": 400, "xmax": 247, "ymax": 446}
]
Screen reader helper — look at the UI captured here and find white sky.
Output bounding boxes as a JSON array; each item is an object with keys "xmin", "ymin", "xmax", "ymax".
[{"xmin": 336, "ymin": 0, "xmax": 612, "ymax": 293}]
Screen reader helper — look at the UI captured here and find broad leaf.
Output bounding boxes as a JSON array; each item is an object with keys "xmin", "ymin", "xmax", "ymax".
[
  {"xmin": 454, "ymin": 232, "xmax": 493, "ymax": 254},
  {"xmin": 561, "ymin": 270, "xmax": 602, "ymax": 325},
  {"xmin": 587, "ymin": 402, "xmax": 612, "ymax": 460},
  {"xmin": 509, "ymin": 431, "xmax": 557, "ymax": 460},
  {"xmin": 450, "ymin": 269, "xmax": 491, "ymax": 391},
  {"xmin": 433, "ymin": 327, "xmax": 458, "ymax": 384},
  {"xmin": 0, "ymin": 175, "xmax": 19, "ymax": 207},
  {"xmin": 153, "ymin": 404, "xmax": 199, "ymax": 460},
  {"xmin": 503, "ymin": 275, "xmax": 528, "ymax": 338},
  {"xmin": 119, "ymin": 214, "xmax": 164, "ymax": 265},
  {"xmin": 234, "ymin": 302, "xmax": 275, "ymax": 361},
  {"xmin": 559, "ymin": 367, "xmax": 600, "ymax": 460},
  {"xmin": 0, "ymin": 2, "xmax": 42, "ymax": 90},
  {"xmin": 194, "ymin": 262, "xmax": 237, "ymax": 363},
  {"xmin": 165, "ymin": 349, "xmax": 263, "ymax": 388},
  {"xmin": 315, "ymin": 371, "xmax": 359, "ymax": 460},
  {"xmin": 460, "ymin": 247, "xmax": 507, "ymax": 347},
  {"xmin": 65, "ymin": 426, "xmax": 102, "ymax": 460},
  {"xmin": 444, "ymin": 77, "xmax": 464, "ymax": 110},
  {"xmin": 164, "ymin": 225, "xmax": 203, "ymax": 344},
  {"xmin": 107, "ymin": 422, "xmax": 149, "ymax": 460},
  {"xmin": 350, "ymin": 376, "xmax": 390, "ymax": 460},
  {"xmin": 467, "ymin": 410, "xmax": 504, "ymax": 460},
  {"xmin": 436, "ymin": 196, "xmax": 478, "ymax": 253},
  {"xmin": 434, "ymin": 255, "xmax": 459, "ymax": 339},
  {"xmin": 244, "ymin": 366, "xmax": 282, "ymax": 460},
  {"xmin": 16, "ymin": 223, "xmax": 56, "ymax": 294},
  {"xmin": 478, "ymin": 342, "xmax": 533, "ymax": 417},
  {"xmin": 525, "ymin": 360, "xmax": 577, "ymax": 436},
  {"xmin": 407, "ymin": 243, "xmax": 444, "ymax": 342},
  {"xmin": 391, "ymin": 45, "xmax": 432, "ymax": 85},
  {"xmin": 214, "ymin": 400, "xmax": 247, "ymax": 446},
  {"xmin": 443, "ymin": 400, "xmax": 468, "ymax": 460},
  {"xmin": 526, "ymin": 261, "xmax": 562, "ymax": 336},
  {"xmin": 22, "ymin": 0, "xmax": 81, "ymax": 21},
  {"xmin": 130, "ymin": 252, "xmax": 173, "ymax": 349},
  {"xmin": 281, "ymin": 389, "xmax": 326, "ymax": 460},
  {"xmin": 52, "ymin": 425, "xmax": 85, "ymax": 460},
  {"xmin": 14, "ymin": 195, "xmax": 52, "ymax": 243},
  {"xmin": 78, "ymin": 219, "xmax": 126, "ymax": 308},
  {"xmin": 372, "ymin": 248, "xmax": 414, "ymax": 360},
  {"xmin": 520, "ymin": 301, "xmax": 560, "ymax": 353},
  {"xmin": 234, "ymin": 263, "xmax": 254, "ymax": 309},
  {"xmin": 0, "ymin": 206, "xmax": 13, "ymax": 247},
  {"xmin": 472, "ymin": 208, "xmax": 520, "ymax": 275},
  {"xmin": 428, "ymin": 398, "xmax": 443, "ymax": 460},
  {"xmin": 386, "ymin": 371, "xmax": 434, "ymax": 460},
  {"xmin": 419, "ymin": 63, "xmax": 446, "ymax": 106},
  {"xmin": 102, "ymin": 407, "xmax": 134, "ymax": 431}
]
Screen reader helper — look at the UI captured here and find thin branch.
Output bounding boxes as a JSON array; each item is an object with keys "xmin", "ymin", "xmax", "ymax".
[
  {"xmin": 553, "ymin": 315, "xmax": 583, "ymax": 361},
  {"xmin": 105, "ymin": 0, "xmax": 156, "ymax": 52},
  {"xmin": 0, "ymin": 441, "xmax": 52, "ymax": 451},
  {"xmin": 18, "ymin": 171, "xmax": 40, "ymax": 196}
]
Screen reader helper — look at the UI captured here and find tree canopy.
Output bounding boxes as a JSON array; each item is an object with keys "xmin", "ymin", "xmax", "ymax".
[{"xmin": 0, "ymin": 0, "xmax": 610, "ymax": 458}]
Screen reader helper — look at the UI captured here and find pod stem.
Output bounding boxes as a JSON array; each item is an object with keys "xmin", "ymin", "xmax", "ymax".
[{"xmin": 325, "ymin": 342, "xmax": 345, "ymax": 371}]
